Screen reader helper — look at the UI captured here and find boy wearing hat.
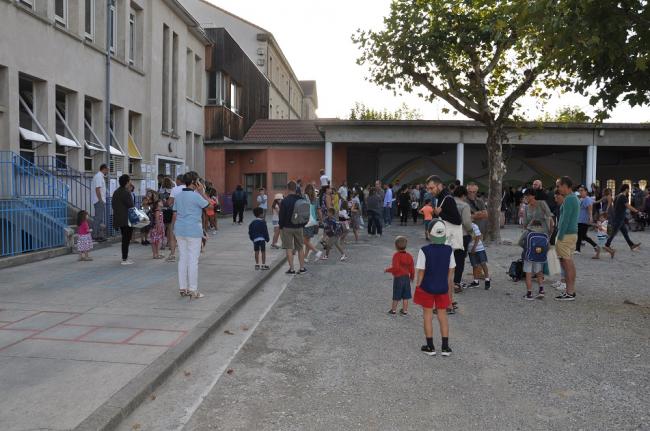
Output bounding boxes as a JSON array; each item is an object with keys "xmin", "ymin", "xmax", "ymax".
[{"xmin": 414, "ymin": 220, "xmax": 455, "ymax": 356}]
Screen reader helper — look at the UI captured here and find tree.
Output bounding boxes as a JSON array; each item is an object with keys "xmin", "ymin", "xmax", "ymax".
[
  {"xmin": 349, "ymin": 102, "xmax": 423, "ymax": 120},
  {"xmin": 538, "ymin": 105, "xmax": 591, "ymax": 123},
  {"xmin": 541, "ymin": 0, "xmax": 650, "ymax": 119},
  {"xmin": 353, "ymin": 0, "xmax": 560, "ymax": 241}
]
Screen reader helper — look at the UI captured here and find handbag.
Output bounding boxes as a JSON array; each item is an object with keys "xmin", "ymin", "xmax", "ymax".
[
  {"xmin": 546, "ymin": 246, "xmax": 561, "ymax": 276},
  {"xmin": 128, "ymin": 207, "xmax": 150, "ymax": 229}
]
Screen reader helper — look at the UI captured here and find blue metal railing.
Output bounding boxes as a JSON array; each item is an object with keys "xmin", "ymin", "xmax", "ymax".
[
  {"xmin": 0, "ymin": 151, "xmax": 69, "ymax": 257},
  {"xmin": 34, "ymin": 156, "xmax": 93, "ymax": 221}
]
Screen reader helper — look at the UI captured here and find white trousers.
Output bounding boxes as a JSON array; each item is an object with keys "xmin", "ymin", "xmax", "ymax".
[{"xmin": 177, "ymin": 236, "xmax": 202, "ymax": 292}]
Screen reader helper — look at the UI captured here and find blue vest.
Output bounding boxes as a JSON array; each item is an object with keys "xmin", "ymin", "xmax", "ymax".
[{"xmin": 420, "ymin": 244, "xmax": 453, "ymax": 294}]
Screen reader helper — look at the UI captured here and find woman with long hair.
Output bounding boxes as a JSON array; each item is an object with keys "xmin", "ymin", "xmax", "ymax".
[{"xmin": 303, "ymin": 183, "xmax": 322, "ymax": 260}]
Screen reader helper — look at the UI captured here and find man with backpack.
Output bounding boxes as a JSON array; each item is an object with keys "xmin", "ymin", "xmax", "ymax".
[
  {"xmin": 555, "ymin": 176, "xmax": 580, "ymax": 301},
  {"xmin": 279, "ymin": 180, "xmax": 309, "ymax": 275}
]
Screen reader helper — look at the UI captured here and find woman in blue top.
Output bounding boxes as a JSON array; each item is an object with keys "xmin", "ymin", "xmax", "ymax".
[
  {"xmin": 576, "ymin": 186, "xmax": 599, "ymax": 257},
  {"xmin": 173, "ymin": 172, "xmax": 210, "ymax": 299}
]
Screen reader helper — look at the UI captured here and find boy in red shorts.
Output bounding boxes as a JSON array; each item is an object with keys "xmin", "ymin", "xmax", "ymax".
[{"xmin": 414, "ymin": 220, "xmax": 455, "ymax": 356}]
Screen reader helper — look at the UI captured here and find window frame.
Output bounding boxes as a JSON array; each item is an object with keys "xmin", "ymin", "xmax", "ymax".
[
  {"xmin": 54, "ymin": 94, "xmax": 82, "ymax": 150},
  {"xmin": 128, "ymin": 11, "xmax": 136, "ymax": 65},
  {"xmin": 272, "ymin": 172, "xmax": 288, "ymax": 190},
  {"xmin": 18, "ymin": 94, "xmax": 51, "ymax": 144},
  {"xmin": 18, "ymin": 0, "xmax": 33, "ymax": 9},
  {"xmin": 84, "ymin": 0, "xmax": 95, "ymax": 41},
  {"xmin": 109, "ymin": 3, "xmax": 117, "ymax": 53},
  {"xmin": 54, "ymin": 0, "xmax": 67, "ymax": 27}
]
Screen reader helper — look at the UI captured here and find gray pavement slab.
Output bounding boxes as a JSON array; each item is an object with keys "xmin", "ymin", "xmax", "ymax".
[
  {"xmin": 0, "ymin": 216, "xmax": 284, "ymax": 431},
  {"xmin": 182, "ymin": 225, "xmax": 650, "ymax": 431}
]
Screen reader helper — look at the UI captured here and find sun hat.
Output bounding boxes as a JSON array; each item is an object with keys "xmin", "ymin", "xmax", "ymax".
[
  {"xmin": 274, "ymin": 193, "xmax": 284, "ymax": 200},
  {"xmin": 429, "ymin": 219, "xmax": 447, "ymax": 244}
]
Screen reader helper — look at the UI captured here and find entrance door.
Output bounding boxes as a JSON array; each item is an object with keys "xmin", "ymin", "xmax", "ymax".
[{"xmin": 244, "ymin": 173, "xmax": 266, "ymax": 208}]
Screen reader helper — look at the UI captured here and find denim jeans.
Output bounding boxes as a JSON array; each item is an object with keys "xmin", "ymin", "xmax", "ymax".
[
  {"xmin": 605, "ymin": 218, "xmax": 634, "ymax": 248},
  {"xmin": 93, "ymin": 201, "xmax": 106, "ymax": 239},
  {"xmin": 367, "ymin": 211, "xmax": 382, "ymax": 235},
  {"xmin": 383, "ymin": 206, "xmax": 392, "ymax": 226}
]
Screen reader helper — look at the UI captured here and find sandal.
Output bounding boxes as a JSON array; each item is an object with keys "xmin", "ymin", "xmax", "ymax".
[
  {"xmin": 179, "ymin": 289, "xmax": 189, "ymax": 297},
  {"xmin": 190, "ymin": 292, "xmax": 205, "ymax": 299},
  {"xmin": 154, "ymin": 255, "xmax": 165, "ymax": 259},
  {"xmin": 166, "ymin": 255, "xmax": 176, "ymax": 262}
]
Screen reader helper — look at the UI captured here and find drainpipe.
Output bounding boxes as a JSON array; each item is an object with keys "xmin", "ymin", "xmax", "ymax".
[{"xmin": 105, "ymin": 0, "xmax": 114, "ymax": 229}]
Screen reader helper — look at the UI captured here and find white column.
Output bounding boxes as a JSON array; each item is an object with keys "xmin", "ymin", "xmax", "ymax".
[
  {"xmin": 456, "ymin": 142, "xmax": 464, "ymax": 184},
  {"xmin": 586, "ymin": 144, "xmax": 594, "ymax": 186},
  {"xmin": 591, "ymin": 144, "xmax": 598, "ymax": 187},
  {"xmin": 325, "ymin": 141, "xmax": 333, "ymax": 182}
]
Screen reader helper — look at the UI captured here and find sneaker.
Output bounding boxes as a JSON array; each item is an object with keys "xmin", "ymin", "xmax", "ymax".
[
  {"xmin": 298, "ymin": 268, "xmax": 307, "ymax": 274},
  {"xmin": 320, "ymin": 255, "xmax": 329, "ymax": 260},
  {"xmin": 255, "ymin": 265, "xmax": 260, "ymax": 270},
  {"xmin": 454, "ymin": 284, "xmax": 463, "ymax": 294},
  {"xmin": 270, "ymin": 244, "xmax": 280, "ymax": 249},
  {"xmin": 399, "ymin": 309, "xmax": 408, "ymax": 316},
  {"xmin": 315, "ymin": 251, "xmax": 323, "ymax": 260},
  {"xmin": 555, "ymin": 292, "xmax": 576, "ymax": 301},
  {"xmin": 441, "ymin": 347, "xmax": 452, "ymax": 357},
  {"xmin": 261, "ymin": 265, "xmax": 270, "ymax": 270},
  {"xmin": 573, "ymin": 250, "xmax": 581, "ymax": 255},
  {"xmin": 387, "ymin": 309, "xmax": 397, "ymax": 315},
  {"xmin": 552, "ymin": 281, "xmax": 567, "ymax": 291},
  {"xmin": 466, "ymin": 280, "xmax": 480, "ymax": 289},
  {"xmin": 166, "ymin": 255, "xmax": 176, "ymax": 262},
  {"xmin": 631, "ymin": 243, "xmax": 641, "ymax": 251},
  {"xmin": 484, "ymin": 279, "xmax": 491, "ymax": 290},
  {"xmin": 537, "ymin": 287, "xmax": 545, "ymax": 298},
  {"xmin": 121, "ymin": 259, "xmax": 134, "ymax": 265},
  {"xmin": 285, "ymin": 269, "xmax": 296, "ymax": 275},
  {"xmin": 523, "ymin": 292, "xmax": 535, "ymax": 301},
  {"xmin": 446, "ymin": 307, "xmax": 455, "ymax": 315},
  {"xmin": 340, "ymin": 254, "xmax": 348, "ymax": 261},
  {"xmin": 421, "ymin": 345, "xmax": 436, "ymax": 356}
]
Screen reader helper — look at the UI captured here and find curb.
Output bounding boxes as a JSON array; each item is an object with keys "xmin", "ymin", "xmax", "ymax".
[{"xmin": 73, "ymin": 254, "xmax": 286, "ymax": 431}]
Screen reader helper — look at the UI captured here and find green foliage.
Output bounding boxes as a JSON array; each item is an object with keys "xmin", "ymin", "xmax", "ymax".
[
  {"xmin": 348, "ymin": 102, "xmax": 423, "ymax": 120},
  {"xmin": 537, "ymin": 106, "xmax": 591, "ymax": 123}
]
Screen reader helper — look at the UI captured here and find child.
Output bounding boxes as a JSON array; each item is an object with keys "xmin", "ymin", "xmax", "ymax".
[
  {"xmin": 76, "ymin": 210, "xmax": 93, "ymax": 261},
  {"xmin": 339, "ymin": 200, "xmax": 351, "ymax": 243},
  {"xmin": 270, "ymin": 194, "xmax": 282, "ymax": 249},
  {"xmin": 419, "ymin": 199, "xmax": 434, "ymax": 240},
  {"xmin": 414, "ymin": 220, "xmax": 454, "ymax": 356},
  {"xmin": 466, "ymin": 222, "xmax": 491, "ymax": 290},
  {"xmin": 248, "ymin": 207, "xmax": 270, "ymax": 270},
  {"xmin": 149, "ymin": 200, "xmax": 165, "ymax": 259},
  {"xmin": 322, "ymin": 207, "xmax": 347, "ymax": 261},
  {"xmin": 384, "ymin": 236, "xmax": 414, "ymax": 315},
  {"xmin": 350, "ymin": 198, "xmax": 361, "ymax": 242},
  {"xmin": 594, "ymin": 212, "xmax": 608, "ymax": 259},
  {"xmin": 523, "ymin": 222, "xmax": 548, "ymax": 300}
]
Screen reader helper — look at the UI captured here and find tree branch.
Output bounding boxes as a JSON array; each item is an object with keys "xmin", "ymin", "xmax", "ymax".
[
  {"xmin": 410, "ymin": 70, "xmax": 482, "ymax": 121},
  {"xmin": 496, "ymin": 68, "xmax": 540, "ymax": 124},
  {"xmin": 483, "ymin": 31, "xmax": 516, "ymax": 76}
]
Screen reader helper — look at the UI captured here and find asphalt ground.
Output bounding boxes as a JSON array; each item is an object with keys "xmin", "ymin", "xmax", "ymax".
[{"xmin": 181, "ymin": 224, "xmax": 650, "ymax": 431}]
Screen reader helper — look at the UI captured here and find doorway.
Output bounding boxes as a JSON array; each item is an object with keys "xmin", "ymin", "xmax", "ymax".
[{"xmin": 244, "ymin": 173, "xmax": 266, "ymax": 207}]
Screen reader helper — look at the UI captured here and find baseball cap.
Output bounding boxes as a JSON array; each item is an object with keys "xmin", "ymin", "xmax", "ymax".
[{"xmin": 429, "ymin": 219, "xmax": 447, "ymax": 244}]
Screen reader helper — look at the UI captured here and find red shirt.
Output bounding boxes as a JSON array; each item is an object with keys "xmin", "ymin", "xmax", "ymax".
[{"xmin": 385, "ymin": 251, "xmax": 415, "ymax": 280}]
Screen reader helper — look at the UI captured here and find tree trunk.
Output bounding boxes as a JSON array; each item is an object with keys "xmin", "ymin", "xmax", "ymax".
[{"xmin": 485, "ymin": 127, "xmax": 507, "ymax": 242}]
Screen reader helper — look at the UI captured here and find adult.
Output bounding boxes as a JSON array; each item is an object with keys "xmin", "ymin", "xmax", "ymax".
[
  {"xmin": 91, "ymin": 164, "xmax": 108, "ymax": 242},
  {"xmin": 319, "ymin": 185, "xmax": 333, "ymax": 219},
  {"xmin": 397, "ymin": 185, "xmax": 411, "ymax": 226},
  {"xmin": 338, "ymin": 181, "xmax": 349, "ymax": 200},
  {"xmin": 576, "ymin": 185, "xmax": 599, "ymax": 257},
  {"xmin": 231, "ymin": 185, "xmax": 247, "ymax": 225},
  {"xmin": 383, "ymin": 183, "xmax": 394, "ymax": 227},
  {"xmin": 158, "ymin": 176, "xmax": 173, "ymax": 200},
  {"xmin": 375, "ymin": 180, "xmax": 385, "ymax": 202},
  {"xmin": 319, "ymin": 169, "xmax": 330, "ymax": 187},
  {"xmin": 604, "ymin": 184, "xmax": 641, "ymax": 256},
  {"xmin": 555, "ymin": 176, "xmax": 580, "ymax": 301},
  {"xmin": 111, "ymin": 174, "xmax": 135, "ymax": 265},
  {"xmin": 303, "ymin": 184, "xmax": 321, "ymax": 261},
  {"xmin": 296, "ymin": 179, "xmax": 303, "ymax": 196},
  {"xmin": 410, "ymin": 185, "xmax": 420, "ymax": 224},
  {"xmin": 279, "ymin": 181, "xmax": 307, "ymax": 274},
  {"xmin": 366, "ymin": 187, "xmax": 383, "ymax": 237},
  {"xmin": 466, "ymin": 183, "xmax": 488, "ymax": 235},
  {"xmin": 523, "ymin": 189, "xmax": 554, "ymax": 236},
  {"xmin": 453, "ymin": 186, "xmax": 473, "ymax": 292},
  {"xmin": 165, "ymin": 175, "xmax": 185, "ymax": 262},
  {"xmin": 256, "ymin": 188, "xmax": 268, "ymax": 219},
  {"xmin": 173, "ymin": 172, "xmax": 210, "ymax": 299}
]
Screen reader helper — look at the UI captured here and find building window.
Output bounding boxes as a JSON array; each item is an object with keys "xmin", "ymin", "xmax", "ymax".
[
  {"xmin": 207, "ymin": 71, "xmax": 225, "ymax": 105},
  {"xmin": 109, "ymin": 106, "xmax": 126, "ymax": 174},
  {"xmin": 18, "ymin": 77, "xmax": 51, "ymax": 160},
  {"xmin": 109, "ymin": 3, "xmax": 117, "ymax": 53},
  {"xmin": 162, "ymin": 24, "xmax": 170, "ymax": 132},
  {"xmin": 55, "ymin": 0, "xmax": 67, "ymax": 27},
  {"xmin": 230, "ymin": 81, "xmax": 239, "ymax": 114},
  {"xmin": 54, "ymin": 89, "xmax": 82, "ymax": 168},
  {"xmin": 185, "ymin": 131, "xmax": 193, "ymax": 170},
  {"xmin": 606, "ymin": 179, "xmax": 616, "ymax": 192},
  {"xmin": 18, "ymin": 0, "xmax": 33, "ymax": 9},
  {"xmin": 171, "ymin": 32, "xmax": 179, "ymax": 134},
  {"xmin": 127, "ymin": 112, "xmax": 142, "ymax": 175},
  {"xmin": 85, "ymin": 0, "xmax": 94, "ymax": 40},
  {"xmin": 272, "ymin": 172, "xmax": 288, "ymax": 190},
  {"xmin": 194, "ymin": 54, "xmax": 202, "ymax": 104},
  {"xmin": 128, "ymin": 11, "xmax": 136, "ymax": 65},
  {"xmin": 186, "ymin": 48, "xmax": 194, "ymax": 100}
]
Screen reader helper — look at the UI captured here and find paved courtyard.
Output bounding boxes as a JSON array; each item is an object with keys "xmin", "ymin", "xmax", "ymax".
[{"xmin": 181, "ymin": 225, "xmax": 650, "ymax": 431}]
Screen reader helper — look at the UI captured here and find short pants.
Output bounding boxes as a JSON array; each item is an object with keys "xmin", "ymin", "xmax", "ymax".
[
  {"xmin": 468, "ymin": 250, "xmax": 488, "ymax": 266},
  {"xmin": 392, "ymin": 275, "xmax": 412, "ymax": 300},
  {"xmin": 556, "ymin": 234, "xmax": 577, "ymax": 259},
  {"xmin": 413, "ymin": 286, "xmax": 451, "ymax": 310},
  {"xmin": 303, "ymin": 225, "xmax": 318, "ymax": 239},
  {"xmin": 523, "ymin": 260, "xmax": 544, "ymax": 274},
  {"xmin": 253, "ymin": 240, "xmax": 266, "ymax": 252}
]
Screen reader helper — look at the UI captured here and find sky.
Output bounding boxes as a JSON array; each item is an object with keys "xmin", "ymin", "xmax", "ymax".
[{"xmin": 207, "ymin": 0, "xmax": 649, "ymax": 123}]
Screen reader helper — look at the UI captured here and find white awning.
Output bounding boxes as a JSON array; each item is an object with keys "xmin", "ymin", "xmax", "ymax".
[
  {"xmin": 19, "ymin": 127, "xmax": 51, "ymax": 144},
  {"xmin": 55, "ymin": 134, "xmax": 81, "ymax": 148},
  {"xmin": 110, "ymin": 145, "xmax": 125, "ymax": 156},
  {"xmin": 85, "ymin": 140, "xmax": 106, "ymax": 152}
]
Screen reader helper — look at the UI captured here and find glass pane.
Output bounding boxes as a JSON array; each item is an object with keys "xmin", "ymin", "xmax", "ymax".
[
  {"xmin": 207, "ymin": 72, "xmax": 216, "ymax": 102},
  {"xmin": 55, "ymin": 0, "xmax": 64, "ymax": 18},
  {"xmin": 85, "ymin": 0, "xmax": 92, "ymax": 34}
]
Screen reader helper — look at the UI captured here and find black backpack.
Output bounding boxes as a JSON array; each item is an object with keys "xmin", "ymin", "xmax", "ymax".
[{"xmin": 508, "ymin": 259, "xmax": 523, "ymax": 282}]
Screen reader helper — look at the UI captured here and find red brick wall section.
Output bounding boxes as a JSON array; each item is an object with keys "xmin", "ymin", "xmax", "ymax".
[
  {"xmin": 266, "ymin": 147, "xmax": 326, "ymax": 194},
  {"xmin": 204, "ymin": 148, "xmax": 226, "ymax": 193},
  {"xmin": 332, "ymin": 143, "xmax": 347, "ymax": 187}
]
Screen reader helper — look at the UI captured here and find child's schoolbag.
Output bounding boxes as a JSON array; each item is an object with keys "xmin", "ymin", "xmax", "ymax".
[
  {"xmin": 324, "ymin": 218, "xmax": 342, "ymax": 237},
  {"xmin": 291, "ymin": 198, "xmax": 311, "ymax": 226},
  {"xmin": 524, "ymin": 231, "xmax": 549, "ymax": 263},
  {"xmin": 508, "ymin": 259, "xmax": 524, "ymax": 281}
]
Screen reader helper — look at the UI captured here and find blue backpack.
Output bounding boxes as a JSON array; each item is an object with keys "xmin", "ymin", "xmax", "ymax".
[{"xmin": 524, "ymin": 232, "xmax": 549, "ymax": 263}]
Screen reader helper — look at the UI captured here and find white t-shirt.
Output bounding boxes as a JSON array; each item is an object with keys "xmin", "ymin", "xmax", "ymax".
[
  {"xmin": 416, "ymin": 248, "xmax": 456, "ymax": 270},
  {"xmin": 170, "ymin": 184, "xmax": 184, "ymax": 199},
  {"xmin": 338, "ymin": 186, "xmax": 348, "ymax": 200},
  {"xmin": 468, "ymin": 223, "xmax": 485, "ymax": 252},
  {"xmin": 257, "ymin": 194, "xmax": 268, "ymax": 209},
  {"xmin": 320, "ymin": 174, "xmax": 330, "ymax": 186},
  {"xmin": 92, "ymin": 171, "xmax": 106, "ymax": 204}
]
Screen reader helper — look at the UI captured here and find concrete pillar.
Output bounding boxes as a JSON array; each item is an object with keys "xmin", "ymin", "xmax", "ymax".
[
  {"xmin": 456, "ymin": 142, "xmax": 464, "ymax": 184},
  {"xmin": 586, "ymin": 144, "xmax": 597, "ymax": 187},
  {"xmin": 325, "ymin": 141, "xmax": 333, "ymax": 182}
]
